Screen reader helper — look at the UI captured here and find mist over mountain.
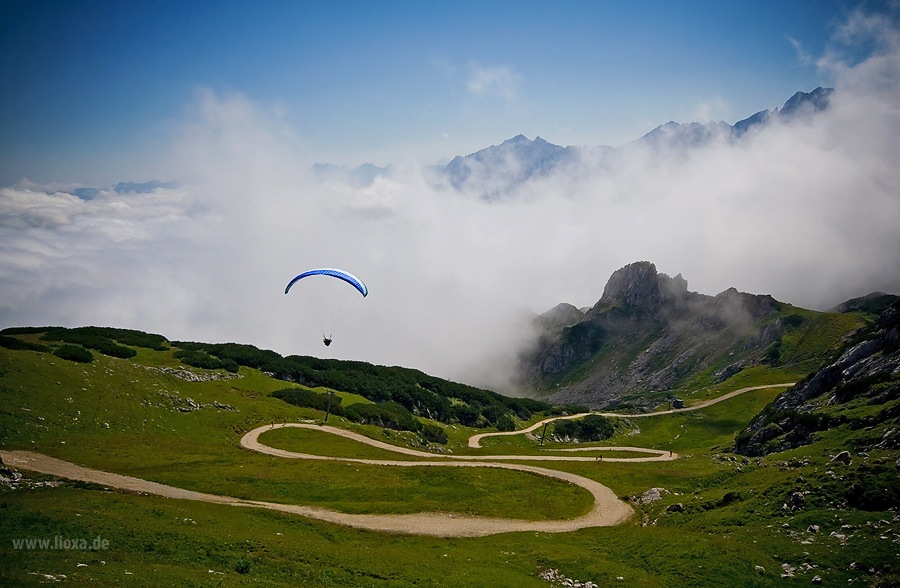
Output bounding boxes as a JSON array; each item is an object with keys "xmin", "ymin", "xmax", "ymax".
[
  {"xmin": 519, "ymin": 261, "xmax": 889, "ymax": 409},
  {"xmin": 1, "ymin": 72, "xmax": 897, "ymax": 392},
  {"xmin": 431, "ymin": 87, "xmax": 834, "ymax": 199},
  {"xmin": 32, "ymin": 87, "xmax": 839, "ymax": 204},
  {"xmin": 63, "ymin": 180, "xmax": 179, "ymax": 201}
]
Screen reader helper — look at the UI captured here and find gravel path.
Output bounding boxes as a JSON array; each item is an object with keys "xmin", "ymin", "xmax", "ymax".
[
  {"xmin": 2, "ymin": 440, "xmax": 634, "ymax": 537},
  {"xmin": 468, "ymin": 383, "xmax": 794, "ymax": 448},
  {"xmin": 1, "ymin": 383, "xmax": 792, "ymax": 537}
]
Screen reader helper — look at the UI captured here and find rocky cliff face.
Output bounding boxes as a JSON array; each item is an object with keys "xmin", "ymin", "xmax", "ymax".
[
  {"xmin": 734, "ymin": 299, "xmax": 900, "ymax": 456},
  {"xmin": 519, "ymin": 262, "xmax": 800, "ymax": 409}
]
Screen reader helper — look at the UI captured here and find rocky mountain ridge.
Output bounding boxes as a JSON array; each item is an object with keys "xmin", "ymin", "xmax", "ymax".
[
  {"xmin": 518, "ymin": 260, "xmax": 874, "ymax": 410},
  {"xmin": 438, "ymin": 87, "xmax": 833, "ymax": 197},
  {"xmin": 52, "ymin": 88, "xmax": 832, "ymax": 200}
]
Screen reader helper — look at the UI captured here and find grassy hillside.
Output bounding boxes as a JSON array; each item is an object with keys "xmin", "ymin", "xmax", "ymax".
[{"xmin": 1, "ymin": 327, "xmax": 897, "ymax": 586}]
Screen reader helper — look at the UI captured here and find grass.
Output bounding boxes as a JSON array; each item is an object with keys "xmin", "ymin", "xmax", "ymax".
[{"xmin": 1, "ymin": 337, "xmax": 897, "ymax": 587}]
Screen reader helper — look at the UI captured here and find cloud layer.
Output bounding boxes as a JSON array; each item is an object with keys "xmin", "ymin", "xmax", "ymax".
[{"xmin": 2, "ymin": 11, "xmax": 898, "ymax": 392}]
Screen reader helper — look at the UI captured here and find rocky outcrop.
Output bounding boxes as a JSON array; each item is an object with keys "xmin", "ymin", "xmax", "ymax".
[
  {"xmin": 0, "ymin": 455, "xmax": 22, "ymax": 486},
  {"xmin": 734, "ymin": 301, "xmax": 900, "ymax": 456},
  {"xmin": 535, "ymin": 303, "xmax": 584, "ymax": 331},
  {"xmin": 597, "ymin": 261, "xmax": 663, "ymax": 309},
  {"xmin": 519, "ymin": 262, "xmax": 794, "ymax": 408}
]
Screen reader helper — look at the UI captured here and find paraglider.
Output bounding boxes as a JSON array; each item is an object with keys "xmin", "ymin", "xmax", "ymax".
[
  {"xmin": 284, "ymin": 268, "xmax": 368, "ymax": 346},
  {"xmin": 284, "ymin": 268, "xmax": 368, "ymax": 298}
]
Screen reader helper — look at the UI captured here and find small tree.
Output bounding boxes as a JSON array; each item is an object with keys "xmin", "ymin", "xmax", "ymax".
[{"xmin": 495, "ymin": 413, "xmax": 516, "ymax": 432}]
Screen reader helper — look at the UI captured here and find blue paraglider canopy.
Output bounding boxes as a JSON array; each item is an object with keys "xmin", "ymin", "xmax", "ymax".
[
  {"xmin": 284, "ymin": 268, "xmax": 368, "ymax": 298},
  {"xmin": 284, "ymin": 268, "xmax": 368, "ymax": 346}
]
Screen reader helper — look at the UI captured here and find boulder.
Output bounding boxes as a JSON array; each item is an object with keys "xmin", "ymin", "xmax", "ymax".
[
  {"xmin": 830, "ymin": 451, "xmax": 852, "ymax": 465},
  {"xmin": 639, "ymin": 487, "xmax": 668, "ymax": 503}
]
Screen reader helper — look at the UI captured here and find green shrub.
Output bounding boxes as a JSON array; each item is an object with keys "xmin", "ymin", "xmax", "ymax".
[
  {"xmin": 39, "ymin": 326, "xmax": 166, "ymax": 351},
  {"xmin": 90, "ymin": 338, "xmax": 137, "ymax": 359},
  {"xmin": 495, "ymin": 413, "xmax": 516, "ymax": 432},
  {"xmin": 271, "ymin": 388, "xmax": 344, "ymax": 416},
  {"xmin": 545, "ymin": 404, "xmax": 590, "ymax": 416},
  {"xmin": 0, "ymin": 335, "xmax": 50, "ymax": 352},
  {"xmin": 451, "ymin": 403, "xmax": 482, "ymax": 427},
  {"xmin": 234, "ymin": 558, "xmax": 251, "ymax": 574},
  {"xmin": 782, "ymin": 313, "xmax": 806, "ymax": 328},
  {"xmin": 53, "ymin": 344, "xmax": 93, "ymax": 363},
  {"xmin": 173, "ymin": 350, "xmax": 239, "ymax": 373},
  {"xmin": 553, "ymin": 414, "xmax": 614, "ymax": 442},
  {"xmin": 420, "ymin": 422, "xmax": 448, "ymax": 444},
  {"xmin": 345, "ymin": 402, "xmax": 421, "ymax": 433}
]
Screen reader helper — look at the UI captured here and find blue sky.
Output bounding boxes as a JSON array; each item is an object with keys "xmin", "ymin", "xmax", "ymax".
[
  {"xmin": 1, "ymin": 0, "xmax": 898, "ymax": 385},
  {"xmin": 0, "ymin": 0, "xmax": 866, "ymax": 186}
]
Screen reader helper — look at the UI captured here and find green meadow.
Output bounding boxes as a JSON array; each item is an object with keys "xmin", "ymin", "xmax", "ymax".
[{"xmin": 1, "ymin": 337, "xmax": 897, "ymax": 586}]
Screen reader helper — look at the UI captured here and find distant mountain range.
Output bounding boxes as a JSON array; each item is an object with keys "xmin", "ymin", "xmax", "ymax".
[
  {"xmin": 439, "ymin": 87, "xmax": 834, "ymax": 198},
  {"xmin": 63, "ymin": 180, "xmax": 178, "ymax": 200},
  {"xmin": 60, "ymin": 88, "xmax": 832, "ymax": 201}
]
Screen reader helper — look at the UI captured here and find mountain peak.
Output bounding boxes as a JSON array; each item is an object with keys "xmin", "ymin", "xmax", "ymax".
[
  {"xmin": 599, "ymin": 261, "xmax": 661, "ymax": 308},
  {"xmin": 504, "ymin": 134, "xmax": 530, "ymax": 144},
  {"xmin": 733, "ymin": 87, "xmax": 833, "ymax": 136}
]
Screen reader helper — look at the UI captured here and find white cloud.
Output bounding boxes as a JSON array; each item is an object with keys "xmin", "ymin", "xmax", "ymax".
[
  {"xmin": 786, "ymin": 35, "xmax": 813, "ymax": 66},
  {"xmin": 466, "ymin": 62, "xmax": 521, "ymax": 101},
  {"xmin": 1, "ymin": 9, "xmax": 898, "ymax": 393},
  {"xmin": 688, "ymin": 94, "xmax": 730, "ymax": 123}
]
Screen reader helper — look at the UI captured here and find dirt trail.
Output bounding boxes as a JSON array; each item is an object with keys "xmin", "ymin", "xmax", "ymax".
[
  {"xmin": 468, "ymin": 383, "xmax": 794, "ymax": 448},
  {"xmin": 242, "ymin": 423, "xmax": 675, "ymax": 463},
  {"xmin": 1, "ymin": 384, "xmax": 791, "ymax": 537},
  {"xmin": 3, "ymin": 434, "xmax": 634, "ymax": 537}
]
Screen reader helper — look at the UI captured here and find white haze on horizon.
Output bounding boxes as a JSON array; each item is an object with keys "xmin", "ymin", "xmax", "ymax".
[{"xmin": 1, "ymin": 11, "xmax": 899, "ymax": 392}]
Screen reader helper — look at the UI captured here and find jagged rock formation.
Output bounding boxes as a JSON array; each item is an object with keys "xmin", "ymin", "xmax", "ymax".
[
  {"xmin": 734, "ymin": 298, "xmax": 900, "ymax": 456},
  {"xmin": 518, "ymin": 261, "xmax": 850, "ymax": 409}
]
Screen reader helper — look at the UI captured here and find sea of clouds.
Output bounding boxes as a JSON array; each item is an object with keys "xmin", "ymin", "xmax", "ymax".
[{"xmin": 1, "ymin": 10, "xmax": 898, "ymax": 391}]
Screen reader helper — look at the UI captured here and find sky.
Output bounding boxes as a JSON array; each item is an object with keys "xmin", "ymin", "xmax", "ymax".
[
  {"xmin": 1, "ymin": 0, "xmax": 899, "ymax": 391},
  {"xmin": 0, "ymin": 0, "xmax": 864, "ymax": 184}
]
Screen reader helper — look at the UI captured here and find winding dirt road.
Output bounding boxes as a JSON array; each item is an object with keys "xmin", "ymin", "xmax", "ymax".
[
  {"xmin": 468, "ymin": 383, "xmax": 794, "ymax": 448},
  {"xmin": 1, "ymin": 382, "xmax": 793, "ymax": 537}
]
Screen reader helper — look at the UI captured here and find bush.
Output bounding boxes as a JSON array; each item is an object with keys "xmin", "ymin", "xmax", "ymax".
[
  {"xmin": 90, "ymin": 338, "xmax": 137, "ymax": 359},
  {"xmin": 782, "ymin": 314, "xmax": 806, "ymax": 328},
  {"xmin": 553, "ymin": 414, "xmax": 614, "ymax": 442},
  {"xmin": 0, "ymin": 335, "xmax": 50, "ymax": 352},
  {"xmin": 174, "ymin": 350, "xmax": 239, "ymax": 373},
  {"xmin": 420, "ymin": 422, "xmax": 448, "ymax": 444},
  {"xmin": 53, "ymin": 344, "xmax": 93, "ymax": 363},
  {"xmin": 271, "ymin": 388, "xmax": 344, "ymax": 416},
  {"xmin": 345, "ymin": 402, "xmax": 421, "ymax": 433},
  {"xmin": 495, "ymin": 413, "xmax": 516, "ymax": 432},
  {"xmin": 451, "ymin": 403, "xmax": 481, "ymax": 427},
  {"xmin": 39, "ymin": 326, "xmax": 166, "ymax": 351},
  {"xmin": 545, "ymin": 404, "xmax": 590, "ymax": 416}
]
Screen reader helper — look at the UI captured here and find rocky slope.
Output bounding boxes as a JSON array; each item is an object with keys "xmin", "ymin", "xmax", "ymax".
[
  {"xmin": 734, "ymin": 298, "xmax": 900, "ymax": 457},
  {"xmin": 518, "ymin": 261, "xmax": 866, "ymax": 409}
]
